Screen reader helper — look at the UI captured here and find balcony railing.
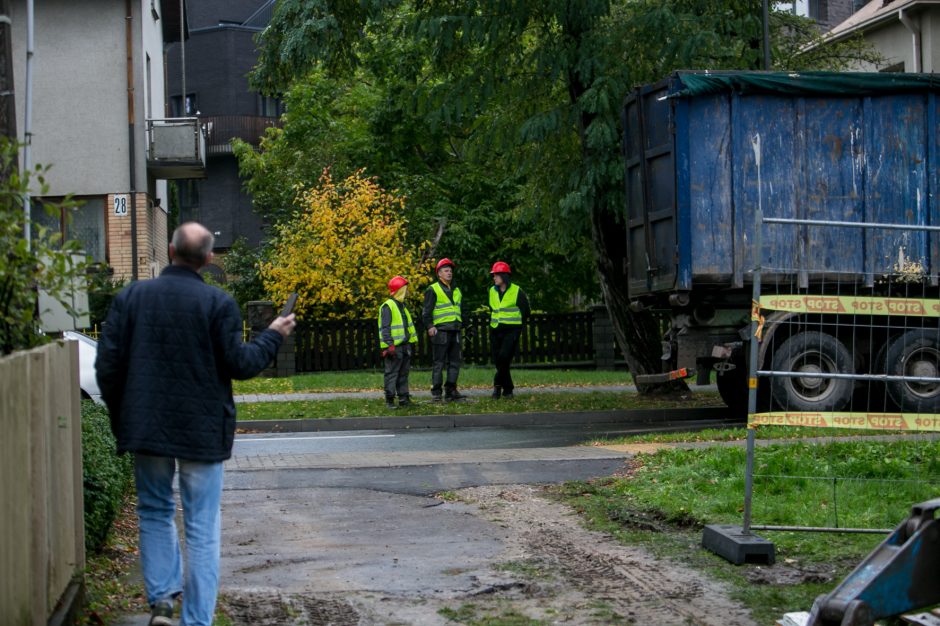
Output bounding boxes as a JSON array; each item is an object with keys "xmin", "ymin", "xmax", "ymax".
[
  {"xmin": 146, "ymin": 117, "xmax": 207, "ymax": 179},
  {"xmin": 201, "ymin": 115, "xmax": 282, "ymax": 155}
]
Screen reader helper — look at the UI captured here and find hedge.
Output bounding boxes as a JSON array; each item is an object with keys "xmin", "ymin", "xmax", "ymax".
[{"xmin": 81, "ymin": 400, "xmax": 133, "ymax": 553}]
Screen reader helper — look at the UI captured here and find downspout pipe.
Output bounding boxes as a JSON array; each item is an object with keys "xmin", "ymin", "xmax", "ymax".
[
  {"xmin": 899, "ymin": 8, "xmax": 922, "ymax": 73},
  {"xmin": 22, "ymin": 0, "xmax": 33, "ymax": 246},
  {"xmin": 125, "ymin": 0, "xmax": 138, "ymax": 280}
]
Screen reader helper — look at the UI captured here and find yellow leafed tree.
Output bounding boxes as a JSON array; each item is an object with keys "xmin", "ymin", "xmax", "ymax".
[{"xmin": 261, "ymin": 169, "xmax": 432, "ymax": 319}]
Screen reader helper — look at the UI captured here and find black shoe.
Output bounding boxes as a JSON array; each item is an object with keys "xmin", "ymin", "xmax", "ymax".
[
  {"xmin": 503, "ymin": 391, "xmax": 514, "ymax": 399},
  {"xmin": 491, "ymin": 386, "xmax": 502, "ymax": 400},
  {"xmin": 431, "ymin": 395, "xmax": 443, "ymax": 402},
  {"xmin": 385, "ymin": 399, "xmax": 397, "ymax": 409},
  {"xmin": 398, "ymin": 397, "xmax": 412, "ymax": 408},
  {"xmin": 149, "ymin": 599, "xmax": 174, "ymax": 626}
]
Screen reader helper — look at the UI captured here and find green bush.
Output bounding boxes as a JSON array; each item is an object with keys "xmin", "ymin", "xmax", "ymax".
[{"xmin": 81, "ymin": 400, "xmax": 133, "ymax": 553}]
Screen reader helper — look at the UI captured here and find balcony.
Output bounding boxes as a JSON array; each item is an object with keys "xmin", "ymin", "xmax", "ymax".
[
  {"xmin": 201, "ymin": 115, "xmax": 282, "ymax": 156},
  {"xmin": 146, "ymin": 118, "xmax": 207, "ymax": 179}
]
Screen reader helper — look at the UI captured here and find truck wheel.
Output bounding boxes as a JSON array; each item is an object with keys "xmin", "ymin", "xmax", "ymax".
[
  {"xmin": 885, "ymin": 329, "xmax": 940, "ymax": 412},
  {"xmin": 770, "ymin": 332, "xmax": 854, "ymax": 411},
  {"xmin": 716, "ymin": 347, "xmax": 769, "ymax": 418}
]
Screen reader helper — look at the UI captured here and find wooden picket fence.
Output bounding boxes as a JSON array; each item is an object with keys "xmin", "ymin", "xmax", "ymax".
[
  {"xmin": 294, "ymin": 311, "xmax": 599, "ymax": 372},
  {"xmin": 1, "ymin": 341, "xmax": 84, "ymax": 625}
]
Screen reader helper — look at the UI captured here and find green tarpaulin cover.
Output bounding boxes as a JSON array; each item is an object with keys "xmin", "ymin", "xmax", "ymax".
[{"xmin": 673, "ymin": 71, "xmax": 940, "ymax": 97}]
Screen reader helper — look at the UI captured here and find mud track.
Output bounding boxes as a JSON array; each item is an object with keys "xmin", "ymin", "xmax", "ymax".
[{"xmin": 218, "ymin": 484, "xmax": 757, "ymax": 625}]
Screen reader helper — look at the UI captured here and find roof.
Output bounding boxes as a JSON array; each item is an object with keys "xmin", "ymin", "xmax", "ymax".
[{"xmin": 825, "ymin": 0, "xmax": 940, "ymax": 41}]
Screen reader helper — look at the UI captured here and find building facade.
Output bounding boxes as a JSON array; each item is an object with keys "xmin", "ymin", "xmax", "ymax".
[
  {"xmin": 9, "ymin": 0, "xmax": 202, "ymax": 281},
  {"xmin": 165, "ymin": 0, "xmax": 278, "ymax": 269},
  {"xmin": 822, "ymin": 0, "xmax": 940, "ymax": 72}
]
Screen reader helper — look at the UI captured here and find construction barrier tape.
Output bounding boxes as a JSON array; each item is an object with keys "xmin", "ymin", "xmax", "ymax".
[
  {"xmin": 749, "ymin": 411, "xmax": 940, "ymax": 432},
  {"xmin": 750, "ymin": 299, "xmax": 765, "ymax": 339},
  {"xmin": 760, "ymin": 294, "xmax": 940, "ymax": 317}
]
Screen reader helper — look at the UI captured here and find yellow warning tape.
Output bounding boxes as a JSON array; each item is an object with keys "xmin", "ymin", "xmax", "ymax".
[
  {"xmin": 749, "ymin": 411, "xmax": 940, "ymax": 432},
  {"xmin": 760, "ymin": 294, "xmax": 940, "ymax": 317}
]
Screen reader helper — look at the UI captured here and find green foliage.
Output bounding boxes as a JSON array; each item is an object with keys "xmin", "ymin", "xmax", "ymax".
[
  {"xmin": 243, "ymin": 16, "xmax": 598, "ymax": 312},
  {"xmin": 250, "ymin": 0, "xmax": 883, "ymax": 369},
  {"xmin": 0, "ymin": 138, "xmax": 89, "ymax": 354},
  {"xmin": 86, "ymin": 265, "xmax": 125, "ymax": 328},
  {"xmin": 81, "ymin": 400, "xmax": 133, "ymax": 553},
  {"xmin": 221, "ymin": 237, "xmax": 268, "ymax": 313}
]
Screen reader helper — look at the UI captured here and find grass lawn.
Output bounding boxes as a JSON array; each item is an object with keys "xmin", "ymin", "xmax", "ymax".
[
  {"xmin": 237, "ymin": 390, "xmax": 724, "ymax": 421},
  {"xmin": 558, "ymin": 430, "xmax": 940, "ymax": 624},
  {"xmin": 232, "ymin": 366, "xmax": 636, "ymax": 395}
]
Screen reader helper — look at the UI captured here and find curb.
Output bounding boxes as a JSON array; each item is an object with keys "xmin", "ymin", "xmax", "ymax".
[{"xmin": 237, "ymin": 406, "xmax": 735, "ymax": 433}]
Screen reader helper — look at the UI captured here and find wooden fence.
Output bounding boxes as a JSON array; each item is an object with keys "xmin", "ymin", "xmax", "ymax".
[
  {"xmin": 293, "ymin": 311, "xmax": 605, "ymax": 372},
  {"xmin": 1, "ymin": 341, "xmax": 84, "ymax": 625}
]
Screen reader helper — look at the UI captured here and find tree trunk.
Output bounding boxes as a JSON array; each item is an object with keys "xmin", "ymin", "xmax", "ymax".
[{"xmin": 589, "ymin": 197, "xmax": 688, "ymax": 395}]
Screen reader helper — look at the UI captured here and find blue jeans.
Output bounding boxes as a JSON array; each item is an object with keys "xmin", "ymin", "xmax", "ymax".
[{"xmin": 134, "ymin": 454, "xmax": 223, "ymax": 626}]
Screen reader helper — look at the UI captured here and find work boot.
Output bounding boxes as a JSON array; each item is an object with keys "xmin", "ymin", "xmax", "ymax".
[
  {"xmin": 431, "ymin": 394, "xmax": 443, "ymax": 402},
  {"xmin": 445, "ymin": 385, "xmax": 467, "ymax": 402},
  {"xmin": 491, "ymin": 386, "xmax": 502, "ymax": 400},
  {"xmin": 149, "ymin": 599, "xmax": 174, "ymax": 626},
  {"xmin": 398, "ymin": 395, "xmax": 413, "ymax": 408},
  {"xmin": 385, "ymin": 397, "xmax": 397, "ymax": 409},
  {"xmin": 502, "ymin": 390, "xmax": 514, "ymax": 399}
]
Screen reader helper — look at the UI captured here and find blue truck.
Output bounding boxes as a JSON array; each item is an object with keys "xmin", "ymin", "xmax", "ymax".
[{"xmin": 622, "ymin": 71, "xmax": 940, "ymax": 414}]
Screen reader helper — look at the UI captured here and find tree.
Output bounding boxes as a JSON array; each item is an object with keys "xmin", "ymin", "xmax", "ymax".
[
  {"xmin": 252, "ymin": 0, "xmax": 881, "ymax": 388},
  {"xmin": 260, "ymin": 169, "xmax": 432, "ymax": 319},
  {"xmin": 239, "ymin": 45, "xmax": 598, "ymax": 312},
  {"xmin": 0, "ymin": 138, "xmax": 89, "ymax": 355}
]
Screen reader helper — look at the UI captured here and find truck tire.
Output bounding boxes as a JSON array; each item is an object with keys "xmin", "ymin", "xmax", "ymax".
[
  {"xmin": 885, "ymin": 329, "xmax": 940, "ymax": 412},
  {"xmin": 716, "ymin": 347, "xmax": 769, "ymax": 418},
  {"xmin": 770, "ymin": 331, "xmax": 854, "ymax": 411}
]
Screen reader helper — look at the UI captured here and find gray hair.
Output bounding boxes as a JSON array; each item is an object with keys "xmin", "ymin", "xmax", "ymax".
[{"xmin": 171, "ymin": 222, "xmax": 214, "ymax": 267}]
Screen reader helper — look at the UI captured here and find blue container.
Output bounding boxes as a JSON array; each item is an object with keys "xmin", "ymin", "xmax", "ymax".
[{"xmin": 622, "ymin": 71, "xmax": 940, "ymax": 300}]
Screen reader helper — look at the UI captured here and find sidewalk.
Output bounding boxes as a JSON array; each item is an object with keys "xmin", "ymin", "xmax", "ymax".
[{"xmin": 234, "ymin": 384, "xmax": 717, "ymax": 403}]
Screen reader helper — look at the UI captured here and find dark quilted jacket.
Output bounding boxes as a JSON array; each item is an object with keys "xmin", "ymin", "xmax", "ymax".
[{"xmin": 95, "ymin": 265, "xmax": 282, "ymax": 462}]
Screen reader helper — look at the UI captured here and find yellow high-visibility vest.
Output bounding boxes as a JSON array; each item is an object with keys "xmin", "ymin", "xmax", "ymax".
[
  {"xmin": 430, "ymin": 283, "xmax": 462, "ymax": 325},
  {"xmin": 489, "ymin": 284, "xmax": 522, "ymax": 328},
  {"xmin": 378, "ymin": 299, "xmax": 418, "ymax": 348}
]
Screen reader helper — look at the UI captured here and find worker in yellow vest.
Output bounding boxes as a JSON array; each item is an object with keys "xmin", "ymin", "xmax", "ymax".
[
  {"xmin": 378, "ymin": 275, "xmax": 418, "ymax": 409},
  {"xmin": 488, "ymin": 261, "xmax": 530, "ymax": 399},
  {"xmin": 422, "ymin": 258, "xmax": 467, "ymax": 401}
]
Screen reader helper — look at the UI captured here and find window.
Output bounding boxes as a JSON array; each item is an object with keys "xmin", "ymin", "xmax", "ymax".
[
  {"xmin": 170, "ymin": 93, "xmax": 198, "ymax": 116},
  {"xmin": 67, "ymin": 200, "xmax": 106, "ymax": 263},
  {"xmin": 177, "ymin": 180, "xmax": 200, "ymax": 210},
  {"xmin": 258, "ymin": 94, "xmax": 283, "ymax": 118},
  {"xmin": 880, "ymin": 62, "xmax": 905, "ymax": 73},
  {"xmin": 776, "ymin": 0, "xmax": 819, "ymax": 19},
  {"xmin": 30, "ymin": 197, "xmax": 106, "ymax": 263}
]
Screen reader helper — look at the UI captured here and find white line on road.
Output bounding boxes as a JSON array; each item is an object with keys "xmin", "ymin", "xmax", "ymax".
[{"xmin": 236, "ymin": 434, "xmax": 397, "ymax": 442}]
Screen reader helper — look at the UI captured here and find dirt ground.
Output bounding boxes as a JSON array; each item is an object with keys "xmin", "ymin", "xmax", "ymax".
[{"xmin": 218, "ymin": 484, "xmax": 759, "ymax": 625}]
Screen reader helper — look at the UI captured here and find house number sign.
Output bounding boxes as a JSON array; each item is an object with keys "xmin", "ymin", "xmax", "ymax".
[{"xmin": 113, "ymin": 194, "xmax": 129, "ymax": 217}]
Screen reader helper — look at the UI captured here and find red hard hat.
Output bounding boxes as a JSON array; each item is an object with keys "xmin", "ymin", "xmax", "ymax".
[
  {"xmin": 387, "ymin": 275, "xmax": 408, "ymax": 294},
  {"xmin": 436, "ymin": 258, "xmax": 455, "ymax": 272},
  {"xmin": 490, "ymin": 261, "xmax": 511, "ymax": 274}
]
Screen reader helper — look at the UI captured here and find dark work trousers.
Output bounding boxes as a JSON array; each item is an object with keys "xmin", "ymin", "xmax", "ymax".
[
  {"xmin": 430, "ymin": 330, "xmax": 462, "ymax": 397},
  {"xmin": 490, "ymin": 327, "xmax": 522, "ymax": 394},
  {"xmin": 383, "ymin": 345, "xmax": 412, "ymax": 401}
]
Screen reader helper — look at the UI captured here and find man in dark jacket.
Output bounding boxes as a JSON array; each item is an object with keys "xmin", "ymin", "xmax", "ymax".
[
  {"xmin": 421, "ymin": 258, "xmax": 467, "ymax": 401},
  {"xmin": 96, "ymin": 222, "xmax": 295, "ymax": 626}
]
